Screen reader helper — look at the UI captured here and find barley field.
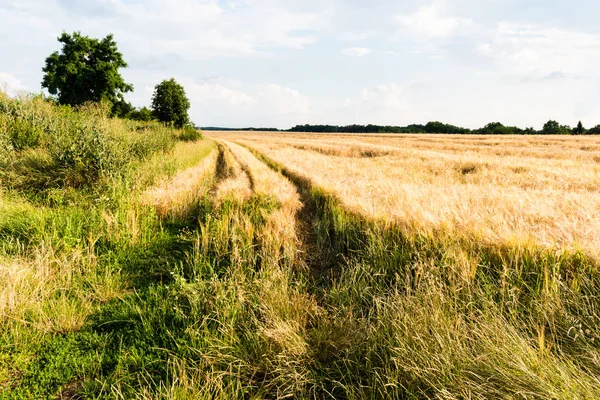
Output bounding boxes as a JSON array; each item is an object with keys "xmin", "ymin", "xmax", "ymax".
[
  {"xmin": 2, "ymin": 98, "xmax": 600, "ymax": 399},
  {"xmin": 212, "ymin": 131, "xmax": 600, "ymax": 398},
  {"xmin": 229, "ymin": 132, "xmax": 600, "ymax": 257}
]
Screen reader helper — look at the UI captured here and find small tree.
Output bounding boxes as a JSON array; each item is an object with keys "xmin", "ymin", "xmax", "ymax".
[
  {"xmin": 151, "ymin": 78, "xmax": 190, "ymax": 128},
  {"xmin": 542, "ymin": 120, "xmax": 565, "ymax": 135},
  {"xmin": 574, "ymin": 121, "xmax": 585, "ymax": 135},
  {"xmin": 41, "ymin": 32, "xmax": 133, "ymax": 113}
]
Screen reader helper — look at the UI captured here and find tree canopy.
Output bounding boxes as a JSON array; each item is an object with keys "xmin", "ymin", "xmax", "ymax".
[
  {"xmin": 574, "ymin": 121, "xmax": 585, "ymax": 135},
  {"xmin": 151, "ymin": 78, "xmax": 191, "ymax": 128},
  {"xmin": 41, "ymin": 32, "xmax": 133, "ymax": 114},
  {"xmin": 129, "ymin": 106, "xmax": 154, "ymax": 122}
]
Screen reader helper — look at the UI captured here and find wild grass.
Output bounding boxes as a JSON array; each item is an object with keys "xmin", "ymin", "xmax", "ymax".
[
  {"xmin": 207, "ymin": 131, "xmax": 600, "ymax": 398},
  {"xmin": 141, "ymin": 142, "xmax": 217, "ymax": 220},
  {"xmin": 5, "ymin": 105, "xmax": 600, "ymax": 398},
  {"xmin": 0, "ymin": 93, "xmax": 214, "ymax": 397}
]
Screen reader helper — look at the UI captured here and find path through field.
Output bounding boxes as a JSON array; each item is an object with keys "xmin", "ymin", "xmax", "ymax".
[
  {"xmin": 207, "ymin": 131, "xmax": 600, "ymax": 399},
  {"xmin": 4, "ymin": 129, "xmax": 600, "ymax": 398}
]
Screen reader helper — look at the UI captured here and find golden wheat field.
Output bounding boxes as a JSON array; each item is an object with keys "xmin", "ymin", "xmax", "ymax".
[
  {"xmin": 214, "ymin": 131, "xmax": 600, "ymax": 259},
  {"xmin": 5, "ymin": 96, "xmax": 600, "ymax": 397}
]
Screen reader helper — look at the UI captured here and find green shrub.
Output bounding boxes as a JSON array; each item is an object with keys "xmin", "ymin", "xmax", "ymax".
[
  {"xmin": 178, "ymin": 125, "xmax": 203, "ymax": 142},
  {"xmin": 0, "ymin": 92, "xmax": 179, "ymax": 190},
  {"xmin": 128, "ymin": 122, "xmax": 176, "ymax": 158},
  {"xmin": 46, "ymin": 122, "xmax": 127, "ymax": 185}
]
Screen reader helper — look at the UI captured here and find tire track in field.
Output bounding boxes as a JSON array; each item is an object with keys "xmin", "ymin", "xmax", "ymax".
[
  {"xmin": 234, "ymin": 142, "xmax": 345, "ymax": 293},
  {"xmin": 211, "ymin": 140, "xmax": 257, "ymax": 205},
  {"xmin": 222, "ymin": 140, "xmax": 366, "ymax": 398},
  {"xmin": 218, "ymin": 140, "xmax": 256, "ymax": 193},
  {"xmin": 214, "ymin": 142, "xmax": 229, "ymax": 184}
]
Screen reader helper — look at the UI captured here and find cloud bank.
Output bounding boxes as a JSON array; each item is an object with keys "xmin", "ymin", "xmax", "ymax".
[{"xmin": 2, "ymin": 0, "xmax": 600, "ymax": 128}]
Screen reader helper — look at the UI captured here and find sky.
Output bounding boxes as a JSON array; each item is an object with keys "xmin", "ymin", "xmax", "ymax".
[{"xmin": 1, "ymin": 0, "xmax": 600, "ymax": 129}]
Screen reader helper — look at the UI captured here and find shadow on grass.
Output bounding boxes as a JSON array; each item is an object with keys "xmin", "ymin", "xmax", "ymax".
[
  {"xmin": 3, "ymin": 198, "xmax": 219, "ymax": 398},
  {"xmin": 5, "ymin": 188, "xmax": 282, "ymax": 398}
]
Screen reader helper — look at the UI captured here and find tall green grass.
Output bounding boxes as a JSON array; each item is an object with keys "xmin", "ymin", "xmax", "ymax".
[
  {"xmin": 0, "ymin": 93, "xmax": 215, "ymax": 398},
  {"xmin": 4, "ymin": 93, "xmax": 600, "ymax": 398},
  {"xmin": 0, "ymin": 92, "xmax": 177, "ymax": 192}
]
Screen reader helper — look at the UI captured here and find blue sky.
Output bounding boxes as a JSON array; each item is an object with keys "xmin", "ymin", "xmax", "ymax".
[{"xmin": 2, "ymin": 0, "xmax": 600, "ymax": 129}]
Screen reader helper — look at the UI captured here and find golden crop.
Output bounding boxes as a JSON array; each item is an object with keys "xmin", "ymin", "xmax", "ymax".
[{"xmin": 217, "ymin": 132, "xmax": 600, "ymax": 259}]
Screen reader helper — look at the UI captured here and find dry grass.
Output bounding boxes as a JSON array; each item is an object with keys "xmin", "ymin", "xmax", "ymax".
[
  {"xmin": 216, "ymin": 132, "xmax": 600, "ymax": 259},
  {"xmin": 141, "ymin": 143, "xmax": 218, "ymax": 219},
  {"xmin": 223, "ymin": 140, "xmax": 300, "ymax": 209},
  {"xmin": 0, "ymin": 244, "xmax": 124, "ymax": 335},
  {"xmin": 223, "ymin": 139, "xmax": 301, "ymax": 259},
  {"xmin": 205, "ymin": 131, "xmax": 600, "ymax": 398},
  {"xmin": 213, "ymin": 143, "xmax": 252, "ymax": 204}
]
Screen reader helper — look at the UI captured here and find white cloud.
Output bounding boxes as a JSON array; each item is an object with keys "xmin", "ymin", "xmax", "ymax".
[
  {"xmin": 359, "ymin": 83, "xmax": 407, "ymax": 110},
  {"xmin": 185, "ymin": 79, "xmax": 256, "ymax": 107},
  {"xmin": 341, "ymin": 47, "xmax": 372, "ymax": 57},
  {"xmin": 479, "ymin": 22, "xmax": 600, "ymax": 79},
  {"xmin": 0, "ymin": 0, "xmax": 325, "ymax": 61},
  {"xmin": 340, "ymin": 31, "xmax": 379, "ymax": 42},
  {"xmin": 0, "ymin": 72, "xmax": 27, "ymax": 96},
  {"xmin": 396, "ymin": 1, "xmax": 472, "ymax": 38},
  {"xmin": 475, "ymin": 43, "xmax": 492, "ymax": 56},
  {"xmin": 103, "ymin": 0, "xmax": 324, "ymax": 58},
  {"xmin": 258, "ymin": 84, "xmax": 309, "ymax": 114},
  {"xmin": 333, "ymin": 83, "xmax": 411, "ymax": 125},
  {"xmin": 175, "ymin": 78, "xmax": 309, "ymax": 127}
]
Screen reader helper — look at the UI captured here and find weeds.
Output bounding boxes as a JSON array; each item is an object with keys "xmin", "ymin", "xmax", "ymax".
[
  {"xmin": 0, "ymin": 93, "xmax": 180, "ymax": 192},
  {"xmin": 4, "ymin": 106, "xmax": 600, "ymax": 398}
]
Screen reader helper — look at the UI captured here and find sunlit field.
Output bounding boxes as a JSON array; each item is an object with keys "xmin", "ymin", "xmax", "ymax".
[
  {"xmin": 3, "ymin": 99, "xmax": 600, "ymax": 399},
  {"xmin": 212, "ymin": 130, "xmax": 600, "ymax": 398},
  {"xmin": 227, "ymin": 132, "xmax": 600, "ymax": 257}
]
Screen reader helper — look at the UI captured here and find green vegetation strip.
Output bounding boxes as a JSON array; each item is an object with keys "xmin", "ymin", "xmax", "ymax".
[
  {"xmin": 3, "ymin": 92, "xmax": 600, "ymax": 397},
  {"xmin": 241, "ymin": 142, "xmax": 600, "ymax": 399},
  {"xmin": 0, "ymin": 139, "xmax": 216, "ymax": 397}
]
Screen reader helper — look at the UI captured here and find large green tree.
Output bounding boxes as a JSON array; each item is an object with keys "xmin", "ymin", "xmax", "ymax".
[
  {"xmin": 41, "ymin": 32, "xmax": 133, "ymax": 112},
  {"xmin": 151, "ymin": 78, "xmax": 190, "ymax": 128}
]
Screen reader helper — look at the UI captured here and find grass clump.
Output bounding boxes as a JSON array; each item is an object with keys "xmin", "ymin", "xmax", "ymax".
[
  {"xmin": 177, "ymin": 125, "xmax": 203, "ymax": 142},
  {"xmin": 0, "ymin": 92, "xmax": 179, "ymax": 191}
]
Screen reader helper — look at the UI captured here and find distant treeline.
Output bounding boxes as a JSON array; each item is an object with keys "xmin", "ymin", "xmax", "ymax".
[
  {"xmin": 289, "ymin": 122, "xmax": 471, "ymax": 134},
  {"xmin": 202, "ymin": 120, "xmax": 600, "ymax": 134},
  {"xmin": 289, "ymin": 120, "xmax": 597, "ymax": 135},
  {"xmin": 201, "ymin": 126, "xmax": 280, "ymax": 131}
]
